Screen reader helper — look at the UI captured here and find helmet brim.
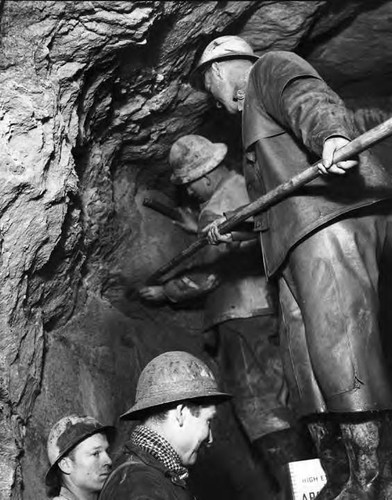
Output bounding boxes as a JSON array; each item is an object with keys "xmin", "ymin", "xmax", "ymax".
[
  {"xmin": 170, "ymin": 142, "xmax": 228, "ymax": 185},
  {"xmin": 189, "ymin": 53, "xmax": 259, "ymax": 91},
  {"xmin": 120, "ymin": 390, "xmax": 232, "ymax": 421}
]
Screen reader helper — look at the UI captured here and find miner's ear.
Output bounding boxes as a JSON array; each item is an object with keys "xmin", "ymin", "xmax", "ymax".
[
  {"xmin": 211, "ymin": 61, "xmax": 223, "ymax": 80},
  {"xmin": 175, "ymin": 403, "xmax": 186, "ymax": 427},
  {"xmin": 57, "ymin": 456, "xmax": 72, "ymax": 475}
]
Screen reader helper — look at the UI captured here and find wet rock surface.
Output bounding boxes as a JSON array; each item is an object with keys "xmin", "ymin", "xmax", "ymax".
[{"xmin": 0, "ymin": 1, "xmax": 391, "ymax": 498}]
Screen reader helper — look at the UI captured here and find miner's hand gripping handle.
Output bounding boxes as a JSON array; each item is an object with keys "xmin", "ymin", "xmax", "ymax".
[{"xmin": 146, "ymin": 117, "xmax": 392, "ymax": 285}]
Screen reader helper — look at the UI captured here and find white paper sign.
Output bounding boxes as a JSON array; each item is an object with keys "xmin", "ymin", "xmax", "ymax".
[{"xmin": 287, "ymin": 458, "xmax": 327, "ymax": 500}]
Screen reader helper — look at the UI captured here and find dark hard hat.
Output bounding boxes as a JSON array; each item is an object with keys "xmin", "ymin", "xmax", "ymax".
[
  {"xmin": 120, "ymin": 351, "xmax": 231, "ymax": 420},
  {"xmin": 170, "ymin": 135, "xmax": 227, "ymax": 185},
  {"xmin": 190, "ymin": 35, "xmax": 258, "ymax": 90},
  {"xmin": 45, "ymin": 415, "xmax": 115, "ymax": 488}
]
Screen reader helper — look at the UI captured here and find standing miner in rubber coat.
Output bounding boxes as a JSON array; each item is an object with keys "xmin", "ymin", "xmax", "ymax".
[
  {"xmin": 191, "ymin": 35, "xmax": 392, "ymax": 500},
  {"xmin": 99, "ymin": 351, "xmax": 230, "ymax": 500},
  {"xmin": 140, "ymin": 134, "xmax": 312, "ymax": 495}
]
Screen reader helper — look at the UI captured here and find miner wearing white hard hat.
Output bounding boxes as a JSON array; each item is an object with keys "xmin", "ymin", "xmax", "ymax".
[
  {"xmin": 46, "ymin": 415, "xmax": 114, "ymax": 500},
  {"xmin": 192, "ymin": 34, "xmax": 392, "ymax": 498},
  {"xmin": 99, "ymin": 351, "xmax": 230, "ymax": 500},
  {"xmin": 190, "ymin": 35, "xmax": 258, "ymax": 91}
]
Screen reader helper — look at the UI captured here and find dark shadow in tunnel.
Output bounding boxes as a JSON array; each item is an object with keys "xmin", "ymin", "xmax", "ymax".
[{"xmin": 298, "ymin": 0, "xmax": 391, "ymax": 60}]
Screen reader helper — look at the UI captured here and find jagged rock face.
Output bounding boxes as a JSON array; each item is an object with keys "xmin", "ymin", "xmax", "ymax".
[{"xmin": 0, "ymin": 1, "xmax": 391, "ymax": 498}]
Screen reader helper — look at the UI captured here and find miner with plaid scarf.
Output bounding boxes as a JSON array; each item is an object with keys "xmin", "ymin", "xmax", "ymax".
[{"xmin": 99, "ymin": 351, "xmax": 230, "ymax": 500}]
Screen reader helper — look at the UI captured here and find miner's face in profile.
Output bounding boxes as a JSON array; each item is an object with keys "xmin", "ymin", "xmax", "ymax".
[
  {"xmin": 185, "ymin": 175, "xmax": 213, "ymax": 202},
  {"xmin": 203, "ymin": 61, "xmax": 243, "ymax": 115},
  {"xmin": 58, "ymin": 432, "xmax": 112, "ymax": 495}
]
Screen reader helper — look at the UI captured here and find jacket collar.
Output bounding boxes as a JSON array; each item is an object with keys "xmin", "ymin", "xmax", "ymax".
[
  {"xmin": 123, "ymin": 442, "xmax": 189, "ymax": 489},
  {"xmin": 199, "ymin": 170, "xmax": 237, "ymax": 211},
  {"xmin": 55, "ymin": 486, "xmax": 80, "ymax": 500},
  {"xmin": 242, "ymin": 58, "xmax": 286, "ymax": 150}
]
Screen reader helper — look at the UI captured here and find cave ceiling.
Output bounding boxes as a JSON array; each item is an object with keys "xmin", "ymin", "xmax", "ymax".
[
  {"xmin": 60, "ymin": 0, "xmax": 392, "ymax": 171},
  {"xmin": 2, "ymin": 1, "xmax": 385, "ymax": 184}
]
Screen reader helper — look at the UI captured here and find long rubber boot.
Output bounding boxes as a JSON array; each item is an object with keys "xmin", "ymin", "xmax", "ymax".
[
  {"xmin": 307, "ymin": 421, "xmax": 349, "ymax": 500},
  {"xmin": 252, "ymin": 426, "xmax": 315, "ymax": 499},
  {"xmin": 334, "ymin": 419, "xmax": 381, "ymax": 500},
  {"xmin": 374, "ymin": 413, "xmax": 392, "ymax": 500}
]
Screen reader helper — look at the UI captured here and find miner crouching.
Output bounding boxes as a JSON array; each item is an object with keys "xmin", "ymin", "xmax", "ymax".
[{"xmin": 139, "ymin": 134, "xmax": 313, "ymax": 496}]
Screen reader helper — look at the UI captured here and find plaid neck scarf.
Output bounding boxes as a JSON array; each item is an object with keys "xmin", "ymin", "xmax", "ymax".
[{"xmin": 131, "ymin": 425, "xmax": 189, "ymax": 479}]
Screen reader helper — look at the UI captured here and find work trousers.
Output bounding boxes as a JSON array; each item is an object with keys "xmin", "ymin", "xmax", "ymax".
[
  {"xmin": 217, "ymin": 315, "xmax": 294, "ymax": 441},
  {"xmin": 278, "ymin": 202, "xmax": 392, "ymax": 416}
]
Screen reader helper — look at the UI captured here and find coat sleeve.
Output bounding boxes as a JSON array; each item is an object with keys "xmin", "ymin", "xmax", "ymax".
[
  {"xmin": 197, "ymin": 209, "xmax": 241, "ymax": 265},
  {"xmin": 163, "ymin": 208, "xmax": 244, "ymax": 302},
  {"xmin": 253, "ymin": 51, "xmax": 356, "ymax": 156}
]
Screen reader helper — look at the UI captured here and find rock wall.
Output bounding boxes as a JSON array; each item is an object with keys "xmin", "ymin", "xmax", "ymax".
[{"xmin": 0, "ymin": 1, "xmax": 390, "ymax": 498}]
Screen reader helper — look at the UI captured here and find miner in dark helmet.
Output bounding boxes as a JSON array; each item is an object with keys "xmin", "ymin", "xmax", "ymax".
[
  {"xmin": 99, "ymin": 351, "xmax": 231, "ymax": 500},
  {"xmin": 45, "ymin": 415, "xmax": 114, "ymax": 500}
]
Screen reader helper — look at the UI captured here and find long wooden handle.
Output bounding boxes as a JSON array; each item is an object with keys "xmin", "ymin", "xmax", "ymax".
[
  {"xmin": 146, "ymin": 116, "xmax": 392, "ymax": 285},
  {"xmin": 143, "ymin": 197, "xmax": 183, "ymax": 222}
]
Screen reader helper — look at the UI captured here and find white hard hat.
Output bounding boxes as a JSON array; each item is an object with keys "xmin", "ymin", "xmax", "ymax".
[
  {"xmin": 190, "ymin": 35, "xmax": 258, "ymax": 90},
  {"xmin": 169, "ymin": 135, "xmax": 228, "ymax": 185}
]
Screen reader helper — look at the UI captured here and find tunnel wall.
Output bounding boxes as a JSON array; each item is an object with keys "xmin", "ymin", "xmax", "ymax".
[{"xmin": 0, "ymin": 1, "xmax": 391, "ymax": 498}]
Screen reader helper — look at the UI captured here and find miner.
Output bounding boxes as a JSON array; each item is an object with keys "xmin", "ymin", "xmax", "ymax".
[
  {"xmin": 191, "ymin": 35, "xmax": 392, "ymax": 499},
  {"xmin": 139, "ymin": 134, "xmax": 312, "ymax": 495},
  {"xmin": 45, "ymin": 415, "xmax": 114, "ymax": 500},
  {"xmin": 99, "ymin": 350, "xmax": 230, "ymax": 500}
]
